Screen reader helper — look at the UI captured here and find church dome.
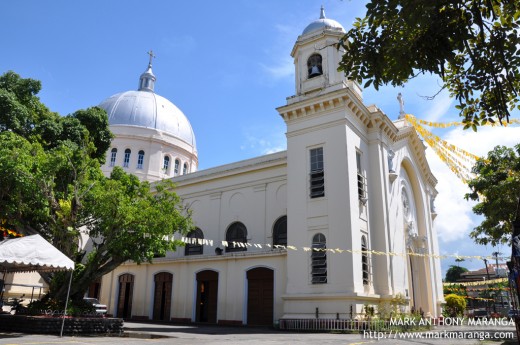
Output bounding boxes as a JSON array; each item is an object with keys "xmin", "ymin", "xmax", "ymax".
[
  {"xmin": 302, "ymin": 6, "xmax": 345, "ymax": 36},
  {"xmin": 99, "ymin": 58, "xmax": 196, "ymax": 148}
]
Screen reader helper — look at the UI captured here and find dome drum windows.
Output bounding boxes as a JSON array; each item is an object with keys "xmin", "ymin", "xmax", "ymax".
[
  {"xmin": 226, "ymin": 222, "xmax": 247, "ymax": 253},
  {"xmin": 183, "ymin": 162, "xmax": 188, "ymax": 175},
  {"xmin": 311, "ymin": 233, "xmax": 327, "ymax": 284},
  {"xmin": 110, "ymin": 148, "xmax": 117, "ymax": 167},
  {"xmin": 163, "ymin": 156, "xmax": 170, "ymax": 174},
  {"xmin": 307, "ymin": 54, "xmax": 323, "ymax": 78},
  {"xmin": 174, "ymin": 159, "xmax": 180, "ymax": 176},
  {"xmin": 123, "ymin": 149, "xmax": 131, "ymax": 168},
  {"xmin": 137, "ymin": 150, "xmax": 145, "ymax": 169}
]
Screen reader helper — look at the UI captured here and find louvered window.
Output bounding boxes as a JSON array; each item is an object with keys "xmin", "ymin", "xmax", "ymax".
[
  {"xmin": 311, "ymin": 233, "xmax": 327, "ymax": 284},
  {"xmin": 362, "ymin": 236, "xmax": 370, "ymax": 285},
  {"xmin": 310, "ymin": 148, "xmax": 324, "ymax": 198},
  {"xmin": 356, "ymin": 151, "xmax": 367, "ymax": 202}
]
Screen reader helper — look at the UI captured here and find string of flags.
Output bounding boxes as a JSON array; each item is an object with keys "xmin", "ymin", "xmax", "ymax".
[
  {"xmin": 404, "ymin": 114, "xmax": 519, "ymax": 183},
  {"xmin": 443, "ymin": 278, "xmax": 508, "ymax": 287},
  {"xmin": 444, "ymin": 287, "xmax": 510, "ymax": 292},
  {"xmin": 179, "ymin": 236, "xmax": 509, "ymax": 261},
  {"xmin": 405, "ymin": 114, "xmax": 480, "ymax": 183},
  {"xmin": 406, "ymin": 116, "xmax": 520, "ymax": 129}
]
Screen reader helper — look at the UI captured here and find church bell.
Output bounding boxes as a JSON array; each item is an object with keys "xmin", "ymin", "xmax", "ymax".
[{"xmin": 309, "ymin": 65, "xmax": 321, "ymax": 78}]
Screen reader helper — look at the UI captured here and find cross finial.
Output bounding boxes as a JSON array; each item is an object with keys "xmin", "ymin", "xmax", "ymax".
[
  {"xmin": 147, "ymin": 50, "xmax": 156, "ymax": 66},
  {"xmin": 320, "ymin": 5, "xmax": 326, "ymax": 19}
]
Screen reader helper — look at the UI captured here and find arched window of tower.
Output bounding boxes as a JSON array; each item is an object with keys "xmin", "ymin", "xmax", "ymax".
[{"xmin": 307, "ymin": 54, "xmax": 323, "ymax": 78}]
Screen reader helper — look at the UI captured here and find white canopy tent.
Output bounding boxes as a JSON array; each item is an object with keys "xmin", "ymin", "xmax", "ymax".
[
  {"xmin": 0, "ymin": 234, "xmax": 74, "ymax": 273},
  {"xmin": 0, "ymin": 234, "xmax": 75, "ymax": 337}
]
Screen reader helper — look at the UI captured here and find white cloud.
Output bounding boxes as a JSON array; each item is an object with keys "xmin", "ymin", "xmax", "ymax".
[
  {"xmin": 429, "ymin": 125, "xmax": 520, "ymax": 244},
  {"xmin": 421, "ymin": 90, "xmax": 454, "ymax": 122},
  {"xmin": 241, "ymin": 125, "xmax": 287, "ymax": 155},
  {"xmin": 260, "ymin": 56, "xmax": 294, "ymax": 80}
]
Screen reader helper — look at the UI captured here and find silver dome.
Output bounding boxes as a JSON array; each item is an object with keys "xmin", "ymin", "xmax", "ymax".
[
  {"xmin": 302, "ymin": 6, "xmax": 345, "ymax": 36},
  {"xmin": 99, "ymin": 90, "xmax": 196, "ymax": 148}
]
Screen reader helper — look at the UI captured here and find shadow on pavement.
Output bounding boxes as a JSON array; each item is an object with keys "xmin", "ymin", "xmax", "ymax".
[{"xmin": 124, "ymin": 321, "xmax": 282, "ymax": 336}]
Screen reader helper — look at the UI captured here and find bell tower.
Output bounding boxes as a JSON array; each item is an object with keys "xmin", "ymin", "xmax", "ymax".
[
  {"xmin": 278, "ymin": 7, "xmax": 371, "ymax": 320},
  {"xmin": 289, "ymin": 6, "xmax": 362, "ymax": 104}
]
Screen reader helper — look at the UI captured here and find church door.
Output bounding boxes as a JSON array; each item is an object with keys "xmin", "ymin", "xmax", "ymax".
[
  {"xmin": 195, "ymin": 270, "xmax": 218, "ymax": 323},
  {"xmin": 117, "ymin": 274, "xmax": 134, "ymax": 319},
  {"xmin": 247, "ymin": 267, "xmax": 274, "ymax": 326},
  {"xmin": 153, "ymin": 272, "xmax": 173, "ymax": 321}
]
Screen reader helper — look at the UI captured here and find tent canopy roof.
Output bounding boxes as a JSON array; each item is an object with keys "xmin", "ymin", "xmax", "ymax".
[{"xmin": 0, "ymin": 234, "xmax": 74, "ymax": 273}]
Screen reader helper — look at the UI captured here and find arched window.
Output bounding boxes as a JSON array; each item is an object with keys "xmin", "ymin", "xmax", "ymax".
[
  {"xmin": 123, "ymin": 149, "xmax": 131, "ymax": 168},
  {"xmin": 273, "ymin": 216, "xmax": 287, "ymax": 247},
  {"xmin": 183, "ymin": 163, "xmax": 188, "ymax": 175},
  {"xmin": 226, "ymin": 222, "xmax": 247, "ymax": 252},
  {"xmin": 307, "ymin": 54, "xmax": 323, "ymax": 78},
  {"xmin": 362, "ymin": 236, "xmax": 369, "ymax": 285},
  {"xmin": 137, "ymin": 150, "xmax": 145, "ymax": 169},
  {"xmin": 163, "ymin": 156, "xmax": 170, "ymax": 174},
  {"xmin": 185, "ymin": 228, "xmax": 204, "ymax": 256},
  {"xmin": 110, "ymin": 148, "xmax": 117, "ymax": 167},
  {"xmin": 311, "ymin": 233, "xmax": 327, "ymax": 284},
  {"xmin": 174, "ymin": 159, "xmax": 180, "ymax": 176}
]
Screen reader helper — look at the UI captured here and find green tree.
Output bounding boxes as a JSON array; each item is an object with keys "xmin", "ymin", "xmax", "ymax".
[
  {"xmin": 465, "ymin": 144, "xmax": 520, "ymax": 245},
  {"xmin": 0, "ymin": 71, "xmax": 192, "ymax": 301},
  {"xmin": 445, "ymin": 265, "xmax": 469, "ymax": 282},
  {"xmin": 338, "ymin": 1, "xmax": 520, "ymax": 129},
  {"xmin": 444, "ymin": 293, "xmax": 467, "ymax": 317}
]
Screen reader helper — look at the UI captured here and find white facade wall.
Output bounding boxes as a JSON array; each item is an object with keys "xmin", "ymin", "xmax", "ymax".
[{"xmin": 98, "ymin": 11, "xmax": 444, "ymax": 324}]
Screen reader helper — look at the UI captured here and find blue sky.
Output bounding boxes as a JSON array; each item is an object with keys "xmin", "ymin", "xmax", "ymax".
[{"xmin": 2, "ymin": 0, "xmax": 519, "ymax": 277}]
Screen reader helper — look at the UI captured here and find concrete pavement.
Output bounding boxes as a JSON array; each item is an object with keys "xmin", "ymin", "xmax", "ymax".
[{"xmin": 0, "ymin": 320, "xmax": 517, "ymax": 344}]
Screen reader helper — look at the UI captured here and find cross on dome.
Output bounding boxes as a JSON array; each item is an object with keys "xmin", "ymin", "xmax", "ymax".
[
  {"xmin": 138, "ymin": 51, "xmax": 157, "ymax": 92},
  {"xmin": 147, "ymin": 49, "xmax": 156, "ymax": 67}
]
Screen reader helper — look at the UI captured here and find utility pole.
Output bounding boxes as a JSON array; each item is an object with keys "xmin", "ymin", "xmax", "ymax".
[
  {"xmin": 492, "ymin": 252, "xmax": 502, "ymax": 277},
  {"xmin": 483, "ymin": 258, "xmax": 496, "ymax": 314},
  {"xmin": 492, "ymin": 251, "xmax": 504, "ymax": 312}
]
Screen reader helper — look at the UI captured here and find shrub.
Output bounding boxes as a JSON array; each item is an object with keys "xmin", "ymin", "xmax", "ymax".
[{"xmin": 444, "ymin": 294, "xmax": 466, "ymax": 317}]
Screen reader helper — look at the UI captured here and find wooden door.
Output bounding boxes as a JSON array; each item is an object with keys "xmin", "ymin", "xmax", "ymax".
[
  {"xmin": 117, "ymin": 274, "xmax": 134, "ymax": 318},
  {"xmin": 196, "ymin": 270, "xmax": 218, "ymax": 323},
  {"xmin": 247, "ymin": 267, "xmax": 274, "ymax": 326},
  {"xmin": 153, "ymin": 272, "xmax": 173, "ymax": 321}
]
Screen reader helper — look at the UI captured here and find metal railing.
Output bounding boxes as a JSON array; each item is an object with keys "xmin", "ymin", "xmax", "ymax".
[{"xmin": 279, "ymin": 318, "xmax": 437, "ymax": 332}]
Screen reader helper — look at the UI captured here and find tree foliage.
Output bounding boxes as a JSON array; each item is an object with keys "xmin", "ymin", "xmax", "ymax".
[
  {"xmin": 465, "ymin": 144, "xmax": 520, "ymax": 245},
  {"xmin": 0, "ymin": 71, "xmax": 192, "ymax": 301},
  {"xmin": 444, "ymin": 293, "xmax": 467, "ymax": 317},
  {"xmin": 445, "ymin": 265, "xmax": 469, "ymax": 282},
  {"xmin": 338, "ymin": 1, "xmax": 520, "ymax": 129}
]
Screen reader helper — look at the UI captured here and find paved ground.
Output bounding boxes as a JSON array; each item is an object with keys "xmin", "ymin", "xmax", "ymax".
[{"xmin": 0, "ymin": 321, "xmax": 517, "ymax": 345}]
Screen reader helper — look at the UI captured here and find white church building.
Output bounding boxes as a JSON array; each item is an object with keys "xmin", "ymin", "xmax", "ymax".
[{"xmin": 96, "ymin": 8, "xmax": 444, "ymax": 326}]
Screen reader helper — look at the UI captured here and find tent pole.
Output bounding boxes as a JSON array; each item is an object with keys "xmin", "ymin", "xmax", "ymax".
[{"xmin": 60, "ymin": 270, "xmax": 73, "ymax": 338}]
